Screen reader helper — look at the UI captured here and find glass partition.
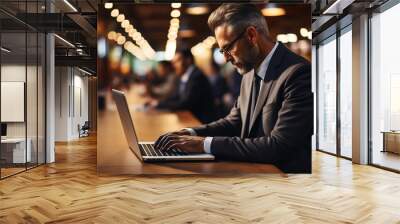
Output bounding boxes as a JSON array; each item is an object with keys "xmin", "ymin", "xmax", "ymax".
[
  {"xmin": 339, "ymin": 27, "xmax": 352, "ymax": 158},
  {"xmin": 370, "ymin": 2, "xmax": 400, "ymax": 171},
  {"xmin": 0, "ymin": 0, "xmax": 46, "ymax": 179},
  {"xmin": 1, "ymin": 30, "xmax": 28, "ymax": 177},
  {"xmin": 317, "ymin": 35, "xmax": 337, "ymax": 154}
]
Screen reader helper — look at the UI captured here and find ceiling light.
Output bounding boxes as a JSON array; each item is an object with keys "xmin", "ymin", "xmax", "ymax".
[
  {"xmin": 117, "ymin": 14, "xmax": 125, "ymax": 23},
  {"xmin": 171, "ymin": 3, "xmax": 181, "ymax": 8},
  {"xmin": 104, "ymin": 3, "xmax": 113, "ymax": 9},
  {"xmin": 54, "ymin": 34, "xmax": 75, "ymax": 48},
  {"xmin": 132, "ymin": 32, "xmax": 141, "ymax": 40},
  {"xmin": 117, "ymin": 36, "xmax": 126, "ymax": 45},
  {"xmin": 170, "ymin": 18, "xmax": 179, "ymax": 25},
  {"xmin": 169, "ymin": 26, "xmax": 179, "ymax": 33},
  {"xmin": 186, "ymin": 5, "xmax": 209, "ymax": 15},
  {"xmin": 300, "ymin": 28, "xmax": 309, "ymax": 37},
  {"xmin": 111, "ymin": 9, "xmax": 119, "ymax": 17},
  {"xmin": 108, "ymin": 31, "xmax": 116, "ymax": 40},
  {"xmin": 63, "ymin": 0, "xmax": 78, "ymax": 12},
  {"xmin": 137, "ymin": 39, "xmax": 146, "ymax": 46},
  {"xmin": 261, "ymin": 6, "xmax": 285, "ymax": 16},
  {"xmin": 121, "ymin": 20, "xmax": 129, "ymax": 28},
  {"xmin": 277, "ymin": 34, "xmax": 288, "ymax": 43},
  {"xmin": 171, "ymin": 9, "xmax": 181, "ymax": 18},
  {"xmin": 135, "ymin": 36, "xmax": 143, "ymax": 43},
  {"xmin": 126, "ymin": 25, "xmax": 133, "ymax": 32},
  {"xmin": 168, "ymin": 32, "xmax": 178, "ymax": 40},
  {"xmin": 1, "ymin": 47, "xmax": 11, "ymax": 53},
  {"xmin": 287, "ymin": 33, "xmax": 298, "ymax": 42},
  {"xmin": 165, "ymin": 40, "xmax": 177, "ymax": 60}
]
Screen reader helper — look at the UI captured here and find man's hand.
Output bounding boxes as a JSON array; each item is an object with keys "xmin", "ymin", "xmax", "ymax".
[
  {"xmin": 154, "ymin": 129, "xmax": 191, "ymax": 149},
  {"xmin": 155, "ymin": 135, "xmax": 205, "ymax": 154}
]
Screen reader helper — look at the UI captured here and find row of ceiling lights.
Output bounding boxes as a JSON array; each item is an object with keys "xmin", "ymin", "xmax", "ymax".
[
  {"xmin": 107, "ymin": 31, "xmax": 146, "ymax": 61},
  {"xmin": 105, "ymin": 2, "xmax": 156, "ymax": 60},
  {"xmin": 165, "ymin": 3, "xmax": 181, "ymax": 60},
  {"xmin": 104, "ymin": 2, "xmax": 310, "ymax": 61},
  {"xmin": 277, "ymin": 28, "xmax": 311, "ymax": 44}
]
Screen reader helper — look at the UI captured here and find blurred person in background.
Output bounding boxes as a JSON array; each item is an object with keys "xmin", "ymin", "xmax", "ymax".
[
  {"xmin": 222, "ymin": 68, "xmax": 242, "ymax": 111},
  {"xmin": 146, "ymin": 49, "xmax": 216, "ymax": 123},
  {"xmin": 204, "ymin": 61, "xmax": 230, "ymax": 118},
  {"xmin": 144, "ymin": 69, "xmax": 163, "ymax": 86},
  {"xmin": 146, "ymin": 60, "xmax": 179, "ymax": 100}
]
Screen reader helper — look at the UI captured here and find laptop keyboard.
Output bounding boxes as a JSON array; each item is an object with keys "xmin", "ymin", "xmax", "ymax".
[{"xmin": 139, "ymin": 143, "xmax": 189, "ymax": 157}]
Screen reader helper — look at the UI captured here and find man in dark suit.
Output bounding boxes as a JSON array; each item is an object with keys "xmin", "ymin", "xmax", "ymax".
[
  {"xmin": 155, "ymin": 4, "xmax": 313, "ymax": 173},
  {"xmin": 148, "ymin": 49, "xmax": 216, "ymax": 123}
]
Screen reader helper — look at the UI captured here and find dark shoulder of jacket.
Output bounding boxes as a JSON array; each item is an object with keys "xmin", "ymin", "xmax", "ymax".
[{"xmin": 283, "ymin": 47, "xmax": 310, "ymax": 68}]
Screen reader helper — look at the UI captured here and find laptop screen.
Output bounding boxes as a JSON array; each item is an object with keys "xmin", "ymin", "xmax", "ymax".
[{"xmin": 111, "ymin": 89, "xmax": 143, "ymax": 161}]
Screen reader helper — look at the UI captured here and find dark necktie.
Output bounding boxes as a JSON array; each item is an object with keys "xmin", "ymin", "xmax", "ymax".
[{"xmin": 250, "ymin": 73, "xmax": 261, "ymax": 119}]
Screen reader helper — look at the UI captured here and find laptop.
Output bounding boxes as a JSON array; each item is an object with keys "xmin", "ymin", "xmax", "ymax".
[{"xmin": 112, "ymin": 89, "xmax": 215, "ymax": 162}]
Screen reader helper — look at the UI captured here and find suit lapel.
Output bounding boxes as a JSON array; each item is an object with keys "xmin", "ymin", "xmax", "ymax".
[
  {"xmin": 248, "ymin": 43, "xmax": 286, "ymax": 134},
  {"xmin": 240, "ymin": 71, "xmax": 254, "ymax": 138}
]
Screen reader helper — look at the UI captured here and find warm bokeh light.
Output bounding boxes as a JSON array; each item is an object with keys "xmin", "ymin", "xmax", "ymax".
[
  {"xmin": 120, "ymin": 53, "xmax": 131, "ymax": 75},
  {"xmin": 165, "ymin": 39, "xmax": 177, "ymax": 60},
  {"xmin": 170, "ymin": 18, "xmax": 180, "ymax": 26},
  {"xmin": 171, "ymin": 3, "xmax": 181, "ymax": 8},
  {"xmin": 261, "ymin": 7, "xmax": 286, "ymax": 16},
  {"xmin": 287, "ymin": 33, "xmax": 298, "ymax": 42},
  {"xmin": 170, "ymin": 9, "xmax": 181, "ymax": 18},
  {"xmin": 186, "ymin": 6, "xmax": 209, "ymax": 15},
  {"xmin": 117, "ymin": 35, "xmax": 126, "ymax": 45},
  {"xmin": 300, "ymin": 28, "xmax": 309, "ymax": 37},
  {"xmin": 121, "ymin": 19, "xmax": 129, "ymax": 28},
  {"xmin": 104, "ymin": 3, "xmax": 113, "ymax": 9},
  {"xmin": 277, "ymin": 34, "xmax": 288, "ymax": 43},
  {"xmin": 116, "ymin": 14, "xmax": 125, "ymax": 22},
  {"xmin": 110, "ymin": 9, "xmax": 119, "ymax": 17},
  {"xmin": 107, "ymin": 31, "xmax": 117, "ymax": 40}
]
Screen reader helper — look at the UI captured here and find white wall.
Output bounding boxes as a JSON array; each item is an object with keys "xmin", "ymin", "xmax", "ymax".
[
  {"xmin": 1, "ymin": 64, "xmax": 45, "ymax": 164},
  {"xmin": 54, "ymin": 67, "xmax": 89, "ymax": 141},
  {"xmin": 1, "ymin": 65, "xmax": 33, "ymax": 138}
]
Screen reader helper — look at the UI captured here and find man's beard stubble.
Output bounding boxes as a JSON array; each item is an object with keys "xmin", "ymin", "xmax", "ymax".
[{"xmin": 235, "ymin": 41, "xmax": 259, "ymax": 75}]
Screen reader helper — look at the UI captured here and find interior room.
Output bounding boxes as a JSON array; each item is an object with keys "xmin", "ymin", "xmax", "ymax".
[{"xmin": 0, "ymin": 0, "xmax": 399, "ymax": 223}]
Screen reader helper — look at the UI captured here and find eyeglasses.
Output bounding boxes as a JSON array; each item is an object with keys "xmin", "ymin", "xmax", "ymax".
[{"xmin": 219, "ymin": 28, "xmax": 248, "ymax": 57}]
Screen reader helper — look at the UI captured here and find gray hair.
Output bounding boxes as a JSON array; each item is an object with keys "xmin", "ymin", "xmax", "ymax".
[{"xmin": 208, "ymin": 3, "xmax": 269, "ymax": 36}]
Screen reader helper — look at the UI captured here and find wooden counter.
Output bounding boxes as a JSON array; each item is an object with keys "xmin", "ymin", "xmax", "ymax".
[{"xmin": 97, "ymin": 85, "xmax": 282, "ymax": 175}]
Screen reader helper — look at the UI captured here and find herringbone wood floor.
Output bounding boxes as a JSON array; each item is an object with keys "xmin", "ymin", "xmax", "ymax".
[{"xmin": 1, "ymin": 135, "xmax": 400, "ymax": 224}]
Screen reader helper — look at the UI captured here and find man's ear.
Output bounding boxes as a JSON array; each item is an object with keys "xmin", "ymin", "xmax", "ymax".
[{"xmin": 247, "ymin": 26, "xmax": 258, "ymax": 45}]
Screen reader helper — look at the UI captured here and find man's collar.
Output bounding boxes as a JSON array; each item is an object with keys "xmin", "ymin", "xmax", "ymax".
[{"xmin": 254, "ymin": 42, "xmax": 279, "ymax": 80}]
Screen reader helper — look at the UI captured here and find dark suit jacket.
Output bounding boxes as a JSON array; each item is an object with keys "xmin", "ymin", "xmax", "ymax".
[
  {"xmin": 192, "ymin": 43, "xmax": 313, "ymax": 173},
  {"xmin": 157, "ymin": 67, "xmax": 216, "ymax": 123}
]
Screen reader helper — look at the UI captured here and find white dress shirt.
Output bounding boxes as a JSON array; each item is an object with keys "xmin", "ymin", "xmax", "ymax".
[{"xmin": 187, "ymin": 42, "xmax": 279, "ymax": 154}]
